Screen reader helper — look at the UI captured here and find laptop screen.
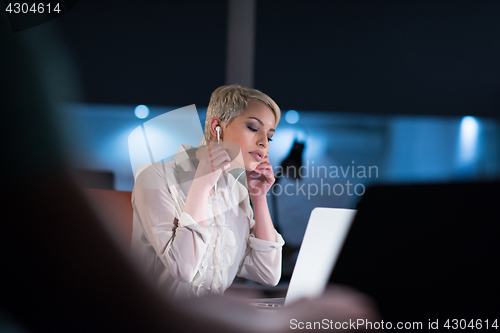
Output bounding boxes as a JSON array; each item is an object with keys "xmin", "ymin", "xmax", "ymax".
[{"xmin": 285, "ymin": 208, "xmax": 356, "ymax": 305}]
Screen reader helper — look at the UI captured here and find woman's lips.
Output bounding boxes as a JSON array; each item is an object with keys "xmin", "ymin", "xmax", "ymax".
[{"xmin": 249, "ymin": 151, "xmax": 262, "ymax": 161}]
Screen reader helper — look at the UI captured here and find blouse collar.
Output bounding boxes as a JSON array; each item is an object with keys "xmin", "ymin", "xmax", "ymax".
[{"xmin": 171, "ymin": 144, "xmax": 199, "ymax": 197}]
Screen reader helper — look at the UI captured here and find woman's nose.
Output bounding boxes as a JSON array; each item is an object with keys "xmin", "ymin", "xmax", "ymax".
[{"xmin": 258, "ymin": 136, "xmax": 268, "ymax": 148}]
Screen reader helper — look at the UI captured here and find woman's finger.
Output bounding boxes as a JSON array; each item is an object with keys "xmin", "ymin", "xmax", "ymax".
[
  {"xmin": 259, "ymin": 168, "xmax": 275, "ymax": 183},
  {"xmin": 256, "ymin": 160, "xmax": 271, "ymax": 167},
  {"xmin": 205, "ymin": 147, "xmax": 229, "ymax": 166},
  {"xmin": 212, "ymin": 154, "xmax": 231, "ymax": 169},
  {"xmin": 207, "ymin": 146, "xmax": 228, "ymax": 161},
  {"xmin": 255, "ymin": 165, "xmax": 271, "ymax": 172},
  {"xmin": 248, "ymin": 171, "xmax": 262, "ymax": 178},
  {"xmin": 205, "ymin": 144, "xmax": 225, "ymax": 158},
  {"xmin": 255, "ymin": 163, "xmax": 272, "ymax": 174}
]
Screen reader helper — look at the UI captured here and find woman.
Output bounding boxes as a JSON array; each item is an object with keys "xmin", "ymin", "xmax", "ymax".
[{"xmin": 131, "ymin": 85, "xmax": 284, "ymax": 298}]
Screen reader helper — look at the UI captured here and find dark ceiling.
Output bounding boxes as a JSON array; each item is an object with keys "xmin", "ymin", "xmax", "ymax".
[{"xmin": 54, "ymin": 0, "xmax": 500, "ymax": 118}]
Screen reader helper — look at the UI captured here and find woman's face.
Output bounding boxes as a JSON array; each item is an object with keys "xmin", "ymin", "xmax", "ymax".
[{"xmin": 221, "ymin": 100, "xmax": 276, "ymax": 171}]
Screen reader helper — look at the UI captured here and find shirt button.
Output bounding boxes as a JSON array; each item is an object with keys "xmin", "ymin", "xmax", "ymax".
[{"xmin": 210, "ymin": 265, "xmax": 214, "ymax": 270}]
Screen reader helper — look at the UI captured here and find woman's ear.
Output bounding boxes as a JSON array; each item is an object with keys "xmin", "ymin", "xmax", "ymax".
[{"xmin": 209, "ymin": 117, "xmax": 222, "ymax": 142}]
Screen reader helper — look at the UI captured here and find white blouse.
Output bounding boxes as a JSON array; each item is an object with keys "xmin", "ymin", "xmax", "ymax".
[{"xmin": 130, "ymin": 144, "xmax": 284, "ymax": 298}]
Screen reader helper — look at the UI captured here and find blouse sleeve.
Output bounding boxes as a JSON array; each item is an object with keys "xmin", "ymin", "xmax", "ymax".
[
  {"xmin": 133, "ymin": 164, "xmax": 212, "ymax": 283},
  {"xmin": 236, "ymin": 195, "xmax": 285, "ymax": 286}
]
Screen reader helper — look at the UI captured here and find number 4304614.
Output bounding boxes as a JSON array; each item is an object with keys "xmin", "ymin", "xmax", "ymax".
[
  {"xmin": 5, "ymin": 3, "xmax": 61, "ymax": 14},
  {"xmin": 444, "ymin": 319, "xmax": 498, "ymax": 330}
]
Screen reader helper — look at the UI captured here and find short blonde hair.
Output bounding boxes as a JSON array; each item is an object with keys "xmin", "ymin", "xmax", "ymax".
[{"xmin": 202, "ymin": 85, "xmax": 281, "ymax": 144}]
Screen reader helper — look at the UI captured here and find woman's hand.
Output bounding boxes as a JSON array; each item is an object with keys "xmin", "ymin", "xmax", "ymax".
[
  {"xmin": 193, "ymin": 143, "xmax": 231, "ymax": 193},
  {"xmin": 247, "ymin": 153, "xmax": 275, "ymax": 198}
]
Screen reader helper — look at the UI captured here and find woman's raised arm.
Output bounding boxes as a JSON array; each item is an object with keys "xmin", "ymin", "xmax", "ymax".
[{"xmin": 133, "ymin": 164, "xmax": 212, "ymax": 283}]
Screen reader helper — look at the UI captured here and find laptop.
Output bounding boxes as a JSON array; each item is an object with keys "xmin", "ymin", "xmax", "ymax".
[
  {"xmin": 253, "ymin": 207, "xmax": 357, "ymax": 308},
  {"xmin": 330, "ymin": 181, "xmax": 500, "ymax": 324}
]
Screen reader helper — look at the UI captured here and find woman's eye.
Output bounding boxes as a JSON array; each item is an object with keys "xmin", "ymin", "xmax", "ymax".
[{"xmin": 248, "ymin": 125, "xmax": 272, "ymax": 142}]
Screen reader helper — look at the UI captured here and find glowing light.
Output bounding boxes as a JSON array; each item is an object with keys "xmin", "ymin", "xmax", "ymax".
[
  {"xmin": 285, "ymin": 110, "xmax": 300, "ymax": 124},
  {"xmin": 459, "ymin": 116, "xmax": 479, "ymax": 164},
  {"xmin": 134, "ymin": 105, "xmax": 149, "ymax": 119}
]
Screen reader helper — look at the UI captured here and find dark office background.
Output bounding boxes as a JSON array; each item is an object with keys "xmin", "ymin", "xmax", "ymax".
[
  {"xmin": 9, "ymin": 0, "xmax": 500, "ymax": 254},
  {"xmin": 42, "ymin": 0, "xmax": 500, "ymax": 118}
]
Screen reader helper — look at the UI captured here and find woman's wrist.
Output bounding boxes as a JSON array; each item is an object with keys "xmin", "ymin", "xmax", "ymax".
[
  {"xmin": 191, "ymin": 178, "xmax": 212, "ymax": 196},
  {"xmin": 250, "ymin": 194, "xmax": 268, "ymax": 205},
  {"xmin": 250, "ymin": 195, "xmax": 277, "ymax": 242},
  {"xmin": 184, "ymin": 179, "xmax": 211, "ymax": 230}
]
